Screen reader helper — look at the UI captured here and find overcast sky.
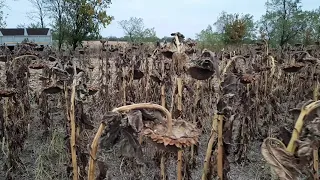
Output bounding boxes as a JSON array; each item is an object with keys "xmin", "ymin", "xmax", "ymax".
[{"xmin": 3, "ymin": 0, "xmax": 320, "ymax": 38}]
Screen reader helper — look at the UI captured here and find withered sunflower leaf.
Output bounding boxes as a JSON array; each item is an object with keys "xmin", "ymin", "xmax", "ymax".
[
  {"xmin": 127, "ymin": 110, "xmax": 144, "ymax": 132},
  {"xmin": 99, "ymin": 112, "xmax": 122, "ymax": 151},
  {"xmin": 119, "ymin": 127, "xmax": 144, "ymax": 163},
  {"xmin": 261, "ymin": 138, "xmax": 302, "ymax": 180}
]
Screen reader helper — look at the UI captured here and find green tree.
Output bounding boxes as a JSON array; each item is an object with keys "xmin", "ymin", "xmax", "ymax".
[
  {"xmin": 45, "ymin": 0, "xmax": 113, "ymax": 50},
  {"xmin": 83, "ymin": 33, "xmax": 102, "ymax": 41},
  {"xmin": 118, "ymin": 17, "xmax": 158, "ymax": 43},
  {"xmin": 259, "ymin": 0, "xmax": 309, "ymax": 47},
  {"xmin": 106, "ymin": 36, "xmax": 127, "ymax": 41},
  {"xmin": 214, "ymin": 11, "xmax": 256, "ymax": 45},
  {"xmin": 301, "ymin": 8, "xmax": 320, "ymax": 44},
  {"xmin": 63, "ymin": 0, "xmax": 113, "ymax": 49},
  {"xmin": 195, "ymin": 25, "xmax": 224, "ymax": 50}
]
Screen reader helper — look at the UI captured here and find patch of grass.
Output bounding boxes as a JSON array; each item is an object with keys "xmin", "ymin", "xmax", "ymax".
[{"xmin": 34, "ymin": 129, "xmax": 69, "ymax": 180}]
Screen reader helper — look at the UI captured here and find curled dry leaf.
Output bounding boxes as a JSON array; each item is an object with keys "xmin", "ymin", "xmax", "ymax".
[
  {"xmin": 140, "ymin": 109, "xmax": 166, "ymax": 123},
  {"xmin": 97, "ymin": 160, "xmax": 107, "ymax": 180},
  {"xmin": 217, "ymin": 98, "xmax": 233, "ymax": 116},
  {"xmin": 305, "ymin": 117, "xmax": 320, "ymax": 138},
  {"xmin": 127, "ymin": 110, "xmax": 144, "ymax": 132},
  {"xmin": 172, "ymin": 52, "xmax": 188, "ymax": 76},
  {"xmin": 221, "ymin": 73, "xmax": 240, "ymax": 94},
  {"xmin": 51, "ymin": 67, "xmax": 70, "ymax": 80},
  {"xmin": 301, "ymin": 54, "xmax": 318, "ymax": 64},
  {"xmin": 81, "ymin": 113, "xmax": 95, "ymax": 130},
  {"xmin": 150, "ymin": 69, "xmax": 162, "ymax": 84},
  {"xmin": 142, "ymin": 118, "xmax": 200, "ymax": 148},
  {"xmin": 294, "ymin": 140, "xmax": 313, "ymax": 158},
  {"xmin": 289, "ymin": 100, "xmax": 318, "ymax": 122},
  {"xmin": 223, "ymin": 114, "xmax": 236, "ymax": 145},
  {"xmin": 99, "ymin": 112, "xmax": 122, "ymax": 151},
  {"xmin": 233, "ymin": 56, "xmax": 247, "ymax": 74},
  {"xmin": 278, "ymin": 127, "xmax": 292, "ymax": 146},
  {"xmin": 119, "ymin": 127, "xmax": 144, "ymax": 163},
  {"xmin": 261, "ymin": 138, "xmax": 303, "ymax": 180},
  {"xmin": 99, "ymin": 111, "xmax": 145, "ymax": 166}
]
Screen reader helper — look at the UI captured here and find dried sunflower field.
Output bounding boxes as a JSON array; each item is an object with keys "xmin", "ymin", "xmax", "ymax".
[{"xmin": 0, "ymin": 32, "xmax": 320, "ymax": 180}]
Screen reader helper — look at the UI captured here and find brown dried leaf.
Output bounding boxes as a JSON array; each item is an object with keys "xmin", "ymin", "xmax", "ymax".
[
  {"xmin": 172, "ymin": 52, "xmax": 188, "ymax": 76},
  {"xmin": 99, "ymin": 112, "xmax": 122, "ymax": 151},
  {"xmin": 233, "ymin": 56, "xmax": 247, "ymax": 74},
  {"xmin": 221, "ymin": 73, "xmax": 239, "ymax": 94},
  {"xmin": 127, "ymin": 110, "xmax": 144, "ymax": 132},
  {"xmin": 140, "ymin": 109, "xmax": 165, "ymax": 123},
  {"xmin": 97, "ymin": 160, "xmax": 107, "ymax": 180},
  {"xmin": 119, "ymin": 127, "xmax": 144, "ymax": 164},
  {"xmin": 150, "ymin": 69, "xmax": 162, "ymax": 84},
  {"xmin": 305, "ymin": 118, "xmax": 320, "ymax": 137},
  {"xmin": 261, "ymin": 138, "xmax": 302, "ymax": 180},
  {"xmin": 224, "ymin": 114, "xmax": 236, "ymax": 145},
  {"xmin": 295, "ymin": 140, "xmax": 313, "ymax": 158}
]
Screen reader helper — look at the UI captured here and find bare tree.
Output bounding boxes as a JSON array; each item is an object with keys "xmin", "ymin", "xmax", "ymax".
[
  {"xmin": 0, "ymin": 0, "xmax": 6, "ymax": 28},
  {"xmin": 118, "ymin": 17, "xmax": 158, "ymax": 42},
  {"xmin": 27, "ymin": 0, "xmax": 47, "ymax": 28},
  {"xmin": 17, "ymin": 22, "xmax": 42, "ymax": 28},
  {"xmin": 44, "ymin": 0, "xmax": 66, "ymax": 50},
  {"xmin": 118, "ymin": 17, "xmax": 145, "ymax": 42}
]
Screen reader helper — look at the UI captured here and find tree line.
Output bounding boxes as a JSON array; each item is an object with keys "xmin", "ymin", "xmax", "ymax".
[
  {"xmin": 0, "ymin": 0, "xmax": 319, "ymax": 50},
  {"xmin": 196, "ymin": 0, "xmax": 320, "ymax": 50}
]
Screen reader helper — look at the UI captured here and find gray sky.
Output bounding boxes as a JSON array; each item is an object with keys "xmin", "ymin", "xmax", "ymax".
[{"xmin": 3, "ymin": 0, "xmax": 320, "ymax": 38}]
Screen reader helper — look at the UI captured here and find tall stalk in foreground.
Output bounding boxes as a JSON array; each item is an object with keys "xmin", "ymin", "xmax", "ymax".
[
  {"xmin": 191, "ymin": 81, "xmax": 200, "ymax": 164},
  {"xmin": 160, "ymin": 58, "xmax": 167, "ymax": 180},
  {"xmin": 313, "ymin": 81, "xmax": 319, "ymax": 180},
  {"xmin": 171, "ymin": 33, "xmax": 185, "ymax": 180},
  {"xmin": 69, "ymin": 65, "xmax": 79, "ymax": 180}
]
